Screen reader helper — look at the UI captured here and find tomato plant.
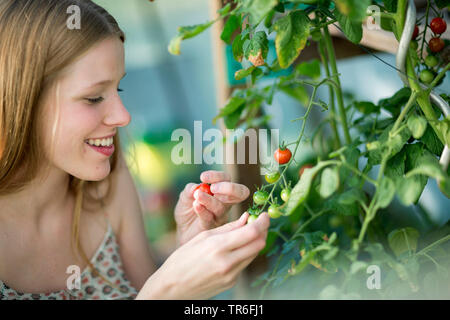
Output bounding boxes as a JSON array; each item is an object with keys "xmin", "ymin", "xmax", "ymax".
[
  {"xmin": 430, "ymin": 17, "xmax": 447, "ymax": 34},
  {"xmin": 170, "ymin": 0, "xmax": 450, "ymax": 300},
  {"xmin": 265, "ymin": 171, "xmax": 280, "ymax": 184}
]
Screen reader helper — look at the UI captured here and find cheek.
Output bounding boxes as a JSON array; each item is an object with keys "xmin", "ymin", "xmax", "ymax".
[{"xmin": 47, "ymin": 105, "xmax": 101, "ymax": 162}]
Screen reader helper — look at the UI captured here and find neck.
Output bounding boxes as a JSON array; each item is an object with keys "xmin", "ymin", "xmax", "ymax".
[{"xmin": 0, "ymin": 165, "xmax": 73, "ymax": 226}]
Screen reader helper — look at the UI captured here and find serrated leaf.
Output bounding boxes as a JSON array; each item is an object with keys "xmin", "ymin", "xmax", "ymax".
[
  {"xmin": 421, "ymin": 125, "xmax": 444, "ymax": 156},
  {"xmin": 274, "ymin": 10, "xmax": 311, "ymax": 69}
]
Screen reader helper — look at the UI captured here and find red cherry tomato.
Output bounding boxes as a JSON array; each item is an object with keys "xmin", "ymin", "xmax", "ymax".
[
  {"xmin": 299, "ymin": 164, "xmax": 314, "ymax": 178},
  {"xmin": 412, "ymin": 25, "xmax": 419, "ymax": 39},
  {"xmin": 195, "ymin": 183, "xmax": 214, "ymax": 196},
  {"xmin": 429, "ymin": 37, "xmax": 445, "ymax": 53},
  {"xmin": 274, "ymin": 147, "xmax": 292, "ymax": 164},
  {"xmin": 430, "ymin": 17, "xmax": 447, "ymax": 34}
]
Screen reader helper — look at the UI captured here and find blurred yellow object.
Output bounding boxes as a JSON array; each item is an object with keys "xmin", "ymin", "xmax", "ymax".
[{"xmin": 125, "ymin": 141, "xmax": 171, "ymax": 189}]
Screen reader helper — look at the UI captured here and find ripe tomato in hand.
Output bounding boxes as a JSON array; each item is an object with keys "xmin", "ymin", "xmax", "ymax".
[
  {"xmin": 429, "ymin": 37, "xmax": 445, "ymax": 53},
  {"xmin": 274, "ymin": 147, "xmax": 292, "ymax": 164},
  {"xmin": 195, "ymin": 183, "xmax": 214, "ymax": 196},
  {"xmin": 299, "ymin": 164, "xmax": 314, "ymax": 178},
  {"xmin": 430, "ymin": 17, "xmax": 446, "ymax": 34}
]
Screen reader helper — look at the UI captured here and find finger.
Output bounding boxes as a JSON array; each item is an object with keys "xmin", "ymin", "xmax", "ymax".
[
  {"xmin": 208, "ymin": 212, "xmax": 249, "ymax": 235},
  {"xmin": 200, "ymin": 170, "xmax": 231, "ymax": 184},
  {"xmin": 194, "ymin": 189, "xmax": 227, "ymax": 220},
  {"xmin": 193, "ymin": 200, "xmax": 216, "ymax": 228},
  {"xmin": 219, "ymin": 212, "xmax": 270, "ymax": 251},
  {"xmin": 209, "ymin": 182, "xmax": 250, "ymax": 201},
  {"xmin": 181, "ymin": 183, "xmax": 198, "ymax": 200}
]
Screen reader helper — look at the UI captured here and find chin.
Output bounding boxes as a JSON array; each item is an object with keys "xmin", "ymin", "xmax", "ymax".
[{"xmin": 75, "ymin": 162, "xmax": 112, "ymax": 182}]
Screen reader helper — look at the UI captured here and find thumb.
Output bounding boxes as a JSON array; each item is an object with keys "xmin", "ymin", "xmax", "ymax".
[{"xmin": 209, "ymin": 212, "xmax": 249, "ymax": 235}]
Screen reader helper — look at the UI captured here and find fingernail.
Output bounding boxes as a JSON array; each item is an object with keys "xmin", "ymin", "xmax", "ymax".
[{"xmin": 210, "ymin": 184, "xmax": 217, "ymax": 193}]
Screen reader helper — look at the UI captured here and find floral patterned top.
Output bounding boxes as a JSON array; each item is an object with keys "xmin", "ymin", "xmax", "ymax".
[{"xmin": 0, "ymin": 222, "xmax": 138, "ymax": 300}]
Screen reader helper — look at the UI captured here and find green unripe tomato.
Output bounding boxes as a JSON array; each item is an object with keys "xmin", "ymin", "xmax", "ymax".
[
  {"xmin": 268, "ymin": 205, "xmax": 282, "ymax": 219},
  {"xmin": 280, "ymin": 188, "xmax": 290, "ymax": 202},
  {"xmin": 247, "ymin": 214, "xmax": 258, "ymax": 224},
  {"xmin": 425, "ymin": 55, "xmax": 439, "ymax": 68},
  {"xmin": 410, "ymin": 40, "xmax": 418, "ymax": 50},
  {"xmin": 329, "ymin": 216, "xmax": 342, "ymax": 228},
  {"xmin": 265, "ymin": 171, "xmax": 280, "ymax": 184},
  {"xmin": 253, "ymin": 190, "xmax": 269, "ymax": 205},
  {"xmin": 419, "ymin": 69, "xmax": 434, "ymax": 84}
]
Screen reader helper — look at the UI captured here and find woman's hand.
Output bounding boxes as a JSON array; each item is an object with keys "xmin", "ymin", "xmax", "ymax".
[
  {"xmin": 174, "ymin": 170, "xmax": 250, "ymax": 247},
  {"xmin": 137, "ymin": 212, "xmax": 270, "ymax": 300}
]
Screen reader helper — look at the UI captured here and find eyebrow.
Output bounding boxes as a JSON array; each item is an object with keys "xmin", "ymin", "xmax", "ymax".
[{"xmin": 85, "ymin": 72, "xmax": 127, "ymax": 89}]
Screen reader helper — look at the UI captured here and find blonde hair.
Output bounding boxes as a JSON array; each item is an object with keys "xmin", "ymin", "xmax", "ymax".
[{"xmin": 0, "ymin": 0, "xmax": 126, "ymax": 290}]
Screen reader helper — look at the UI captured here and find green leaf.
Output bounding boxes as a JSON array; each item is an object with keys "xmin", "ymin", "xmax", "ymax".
[
  {"xmin": 213, "ymin": 96, "xmax": 246, "ymax": 124},
  {"xmin": 374, "ymin": 176, "xmax": 395, "ymax": 209},
  {"xmin": 334, "ymin": 0, "xmax": 370, "ymax": 22},
  {"xmin": 234, "ymin": 66, "xmax": 256, "ymax": 80},
  {"xmin": 436, "ymin": 116, "xmax": 450, "ymax": 146},
  {"xmin": 378, "ymin": 87, "xmax": 411, "ymax": 118},
  {"xmin": 224, "ymin": 104, "xmax": 245, "ymax": 129},
  {"xmin": 243, "ymin": 31, "xmax": 269, "ymax": 66},
  {"xmin": 353, "ymin": 101, "xmax": 379, "ymax": 114},
  {"xmin": 435, "ymin": 0, "xmax": 450, "ymax": 9},
  {"xmin": 367, "ymin": 124, "xmax": 411, "ymax": 165},
  {"xmin": 168, "ymin": 21, "xmax": 215, "ymax": 55},
  {"xmin": 388, "ymin": 227, "xmax": 420, "ymax": 257},
  {"xmin": 295, "ymin": 59, "xmax": 321, "ymax": 79},
  {"xmin": 232, "ymin": 33, "xmax": 249, "ymax": 63},
  {"xmin": 405, "ymin": 154, "xmax": 446, "ymax": 181},
  {"xmin": 217, "ymin": 3, "xmax": 232, "ymax": 15},
  {"xmin": 274, "ymin": 10, "xmax": 311, "ymax": 69},
  {"xmin": 243, "ymin": 0, "xmax": 278, "ymax": 25},
  {"xmin": 320, "ymin": 167, "xmax": 339, "ymax": 198},
  {"xmin": 337, "ymin": 188, "xmax": 365, "ymax": 206},
  {"xmin": 383, "ymin": 0, "xmax": 397, "ymax": 12},
  {"xmin": 279, "ymin": 84, "xmax": 309, "ymax": 105},
  {"xmin": 221, "ymin": 15, "xmax": 241, "ymax": 44},
  {"xmin": 421, "ymin": 125, "xmax": 444, "ymax": 156},
  {"xmin": 407, "ymin": 115, "xmax": 427, "ymax": 139},
  {"xmin": 284, "ymin": 162, "xmax": 332, "ymax": 216},
  {"xmin": 395, "ymin": 144, "xmax": 428, "ymax": 205},
  {"xmin": 288, "ymin": 251, "xmax": 316, "ymax": 276},
  {"xmin": 334, "ymin": 9, "xmax": 363, "ymax": 44}
]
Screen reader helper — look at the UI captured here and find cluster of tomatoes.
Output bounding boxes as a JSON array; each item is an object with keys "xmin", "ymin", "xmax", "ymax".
[
  {"xmin": 247, "ymin": 147, "xmax": 293, "ymax": 224},
  {"xmin": 411, "ymin": 16, "xmax": 448, "ymax": 85}
]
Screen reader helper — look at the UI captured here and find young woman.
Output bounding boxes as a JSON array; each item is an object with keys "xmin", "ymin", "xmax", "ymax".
[{"xmin": 0, "ymin": 0, "xmax": 269, "ymax": 300}]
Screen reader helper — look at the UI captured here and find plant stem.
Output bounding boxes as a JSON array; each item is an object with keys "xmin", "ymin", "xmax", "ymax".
[
  {"xmin": 318, "ymin": 36, "xmax": 341, "ymax": 149},
  {"xmin": 419, "ymin": 0, "xmax": 430, "ymax": 64},
  {"xmin": 416, "ymin": 234, "xmax": 450, "ymax": 256},
  {"xmin": 322, "ymin": 26, "xmax": 352, "ymax": 145},
  {"xmin": 392, "ymin": 90, "xmax": 419, "ymax": 133}
]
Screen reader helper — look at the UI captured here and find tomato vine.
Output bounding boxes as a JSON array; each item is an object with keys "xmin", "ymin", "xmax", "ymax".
[{"xmin": 169, "ymin": 0, "xmax": 450, "ymax": 299}]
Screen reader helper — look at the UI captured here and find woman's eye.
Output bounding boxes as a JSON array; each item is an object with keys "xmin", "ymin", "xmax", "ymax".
[
  {"xmin": 86, "ymin": 97, "xmax": 104, "ymax": 104},
  {"xmin": 117, "ymin": 88, "xmax": 124, "ymax": 92}
]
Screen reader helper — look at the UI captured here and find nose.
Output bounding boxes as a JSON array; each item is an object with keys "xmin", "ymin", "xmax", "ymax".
[{"xmin": 103, "ymin": 94, "xmax": 131, "ymax": 128}]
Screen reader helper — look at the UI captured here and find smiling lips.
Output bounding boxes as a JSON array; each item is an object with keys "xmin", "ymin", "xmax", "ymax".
[{"xmin": 85, "ymin": 135, "xmax": 115, "ymax": 156}]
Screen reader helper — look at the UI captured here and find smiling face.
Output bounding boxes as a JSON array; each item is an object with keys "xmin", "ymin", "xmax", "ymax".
[{"xmin": 38, "ymin": 37, "xmax": 131, "ymax": 181}]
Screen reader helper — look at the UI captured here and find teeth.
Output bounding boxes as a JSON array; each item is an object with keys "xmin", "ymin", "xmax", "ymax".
[{"xmin": 87, "ymin": 137, "xmax": 114, "ymax": 147}]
